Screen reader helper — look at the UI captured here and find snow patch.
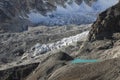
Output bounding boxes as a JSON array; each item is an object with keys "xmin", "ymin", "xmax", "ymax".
[{"xmin": 28, "ymin": 10, "xmax": 46, "ymax": 24}]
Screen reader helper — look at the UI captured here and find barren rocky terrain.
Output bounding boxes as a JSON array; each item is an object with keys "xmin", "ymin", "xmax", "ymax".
[{"xmin": 0, "ymin": 0, "xmax": 120, "ymax": 80}]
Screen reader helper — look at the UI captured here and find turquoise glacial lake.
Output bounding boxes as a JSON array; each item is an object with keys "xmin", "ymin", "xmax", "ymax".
[{"xmin": 71, "ymin": 59, "xmax": 98, "ymax": 64}]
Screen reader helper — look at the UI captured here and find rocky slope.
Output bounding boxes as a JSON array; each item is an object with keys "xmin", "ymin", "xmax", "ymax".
[
  {"xmin": 48, "ymin": 58, "xmax": 120, "ymax": 80},
  {"xmin": 0, "ymin": 52, "xmax": 73, "ymax": 80}
]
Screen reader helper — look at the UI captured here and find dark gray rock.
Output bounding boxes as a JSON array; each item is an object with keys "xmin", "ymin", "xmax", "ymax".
[
  {"xmin": 0, "ymin": 63, "xmax": 39, "ymax": 80},
  {"xmin": 88, "ymin": 1, "xmax": 120, "ymax": 41}
]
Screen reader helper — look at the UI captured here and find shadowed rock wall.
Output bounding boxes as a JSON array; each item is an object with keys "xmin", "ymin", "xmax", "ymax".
[{"xmin": 88, "ymin": 1, "xmax": 120, "ymax": 41}]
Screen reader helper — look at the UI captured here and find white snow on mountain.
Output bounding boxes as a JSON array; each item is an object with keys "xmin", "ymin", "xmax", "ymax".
[
  {"xmin": 28, "ymin": 10, "xmax": 46, "ymax": 24},
  {"xmin": 28, "ymin": 0, "xmax": 119, "ymax": 26},
  {"xmin": 78, "ymin": 1, "xmax": 94, "ymax": 13},
  {"xmin": 92, "ymin": 0, "xmax": 119, "ymax": 12}
]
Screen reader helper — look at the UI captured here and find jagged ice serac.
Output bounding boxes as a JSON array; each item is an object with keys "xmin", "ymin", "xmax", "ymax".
[
  {"xmin": 22, "ymin": 30, "xmax": 89, "ymax": 58},
  {"xmin": 28, "ymin": 0, "xmax": 119, "ymax": 26}
]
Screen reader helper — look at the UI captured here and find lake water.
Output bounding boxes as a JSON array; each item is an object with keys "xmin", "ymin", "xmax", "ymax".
[{"xmin": 71, "ymin": 59, "xmax": 98, "ymax": 63}]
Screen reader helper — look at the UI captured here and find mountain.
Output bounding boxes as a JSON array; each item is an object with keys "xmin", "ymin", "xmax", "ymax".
[
  {"xmin": 0, "ymin": 0, "xmax": 118, "ymax": 33},
  {"xmin": 0, "ymin": 0, "xmax": 120, "ymax": 80},
  {"xmin": 27, "ymin": 0, "xmax": 118, "ymax": 26}
]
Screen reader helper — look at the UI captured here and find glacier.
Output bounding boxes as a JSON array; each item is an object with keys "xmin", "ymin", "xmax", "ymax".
[
  {"xmin": 23, "ymin": 30, "xmax": 89, "ymax": 57},
  {"xmin": 28, "ymin": 0, "xmax": 119, "ymax": 26}
]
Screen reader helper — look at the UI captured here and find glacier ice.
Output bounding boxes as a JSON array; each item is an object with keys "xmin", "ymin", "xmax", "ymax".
[
  {"xmin": 27, "ymin": 0, "xmax": 119, "ymax": 26},
  {"xmin": 92, "ymin": 0, "xmax": 119, "ymax": 12},
  {"xmin": 28, "ymin": 30, "xmax": 89, "ymax": 57}
]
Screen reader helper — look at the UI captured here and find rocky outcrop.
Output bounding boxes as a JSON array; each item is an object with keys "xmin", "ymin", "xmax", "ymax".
[
  {"xmin": 88, "ymin": 1, "xmax": 120, "ymax": 41},
  {"xmin": 0, "ymin": 0, "xmax": 31, "ymax": 33},
  {"xmin": 0, "ymin": 62, "xmax": 39, "ymax": 80}
]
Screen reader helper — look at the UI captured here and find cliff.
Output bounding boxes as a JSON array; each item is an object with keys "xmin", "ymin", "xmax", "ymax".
[{"xmin": 88, "ymin": 1, "xmax": 120, "ymax": 41}]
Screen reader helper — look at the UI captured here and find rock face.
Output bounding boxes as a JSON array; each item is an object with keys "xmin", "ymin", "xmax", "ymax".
[
  {"xmin": 0, "ymin": 62, "xmax": 39, "ymax": 80},
  {"xmin": 0, "ymin": 0, "xmax": 30, "ymax": 33},
  {"xmin": 0, "ymin": 24, "xmax": 89, "ymax": 64},
  {"xmin": 88, "ymin": 1, "xmax": 120, "ymax": 41},
  {"xmin": 76, "ymin": 0, "xmax": 120, "ymax": 60}
]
